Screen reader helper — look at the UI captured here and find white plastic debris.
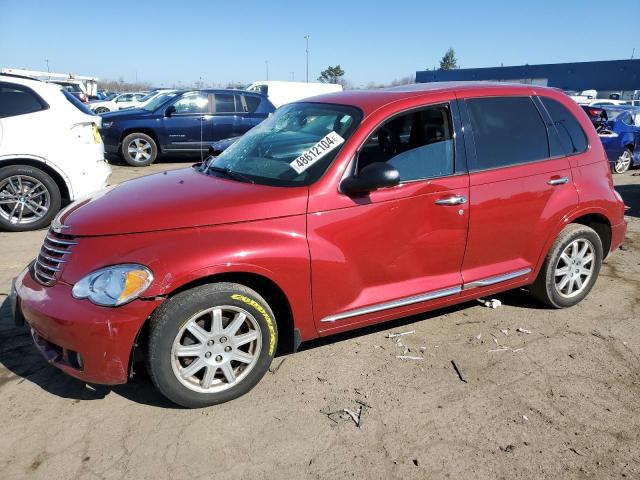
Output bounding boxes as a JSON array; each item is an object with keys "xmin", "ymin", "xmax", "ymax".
[
  {"xmin": 387, "ymin": 330, "xmax": 415, "ymax": 339},
  {"xmin": 396, "ymin": 355, "xmax": 424, "ymax": 361},
  {"xmin": 478, "ymin": 298, "xmax": 502, "ymax": 308},
  {"xmin": 516, "ymin": 328, "xmax": 532, "ymax": 334},
  {"xmin": 475, "ymin": 333, "xmax": 482, "ymax": 340},
  {"xmin": 500, "ymin": 329, "xmax": 509, "ymax": 336},
  {"xmin": 522, "ymin": 415, "xmax": 529, "ymax": 422}
]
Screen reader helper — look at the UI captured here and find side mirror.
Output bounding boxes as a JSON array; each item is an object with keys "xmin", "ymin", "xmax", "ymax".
[
  {"xmin": 165, "ymin": 105, "xmax": 176, "ymax": 117},
  {"xmin": 340, "ymin": 162, "xmax": 400, "ymax": 196}
]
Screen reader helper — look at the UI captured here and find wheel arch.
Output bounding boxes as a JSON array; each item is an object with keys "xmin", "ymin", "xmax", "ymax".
[
  {"xmin": 132, "ymin": 270, "xmax": 298, "ymax": 376},
  {"xmin": 0, "ymin": 156, "xmax": 71, "ymax": 201}
]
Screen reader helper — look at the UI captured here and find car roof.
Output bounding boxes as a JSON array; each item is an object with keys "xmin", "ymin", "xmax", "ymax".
[{"xmin": 301, "ymin": 81, "xmax": 562, "ymax": 116}]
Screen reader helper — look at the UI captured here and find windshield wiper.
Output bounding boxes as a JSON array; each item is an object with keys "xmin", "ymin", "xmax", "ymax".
[{"xmin": 207, "ymin": 165, "xmax": 255, "ymax": 184}]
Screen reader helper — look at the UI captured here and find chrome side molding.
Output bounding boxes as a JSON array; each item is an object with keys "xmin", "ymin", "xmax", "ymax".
[
  {"xmin": 463, "ymin": 267, "xmax": 532, "ymax": 290},
  {"xmin": 320, "ymin": 285, "xmax": 462, "ymax": 323}
]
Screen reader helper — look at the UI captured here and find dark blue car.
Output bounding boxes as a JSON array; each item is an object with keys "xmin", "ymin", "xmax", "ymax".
[
  {"xmin": 599, "ymin": 106, "xmax": 640, "ymax": 173},
  {"xmin": 100, "ymin": 89, "xmax": 275, "ymax": 166}
]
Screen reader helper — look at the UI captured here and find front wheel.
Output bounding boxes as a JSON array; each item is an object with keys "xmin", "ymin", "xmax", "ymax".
[
  {"xmin": 121, "ymin": 132, "xmax": 158, "ymax": 166},
  {"xmin": 614, "ymin": 148, "xmax": 632, "ymax": 174},
  {"xmin": 146, "ymin": 283, "xmax": 278, "ymax": 408},
  {"xmin": 0, "ymin": 165, "xmax": 61, "ymax": 232},
  {"xmin": 530, "ymin": 224, "xmax": 603, "ymax": 308}
]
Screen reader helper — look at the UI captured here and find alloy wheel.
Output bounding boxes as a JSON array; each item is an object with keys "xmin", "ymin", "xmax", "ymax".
[
  {"xmin": 171, "ymin": 306, "xmax": 262, "ymax": 393},
  {"xmin": 0, "ymin": 175, "xmax": 51, "ymax": 225},
  {"xmin": 615, "ymin": 150, "xmax": 632, "ymax": 173},
  {"xmin": 128, "ymin": 138, "xmax": 152, "ymax": 162},
  {"xmin": 554, "ymin": 238, "xmax": 595, "ymax": 298}
]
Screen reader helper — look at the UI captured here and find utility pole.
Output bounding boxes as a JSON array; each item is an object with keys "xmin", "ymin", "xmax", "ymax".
[
  {"xmin": 291, "ymin": 71, "xmax": 294, "ymax": 81},
  {"xmin": 45, "ymin": 59, "xmax": 50, "ymax": 80},
  {"xmin": 304, "ymin": 35, "xmax": 310, "ymax": 82},
  {"xmin": 265, "ymin": 60, "xmax": 269, "ymax": 80},
  {"xmin": 632, "ymin": 48, "xmax": 636, "ymax": 60}
]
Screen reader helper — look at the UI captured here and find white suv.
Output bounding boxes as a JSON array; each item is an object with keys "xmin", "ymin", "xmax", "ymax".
[{"xmin": 0, "ymin": 74, "xmax": 111, "ymax": 231}]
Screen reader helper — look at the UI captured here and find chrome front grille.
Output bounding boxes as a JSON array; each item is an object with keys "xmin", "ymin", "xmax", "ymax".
[{"xmin": 33, "ymin": 230, "xmax": 78, "ymax": 286}]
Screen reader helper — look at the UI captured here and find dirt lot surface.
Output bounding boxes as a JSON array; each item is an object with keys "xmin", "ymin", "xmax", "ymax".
[{"xmin": 1, "ymin": 158, "xmax": 639, "ymax": 480}]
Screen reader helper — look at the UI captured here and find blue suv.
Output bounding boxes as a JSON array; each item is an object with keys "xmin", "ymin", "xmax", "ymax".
[{"xmin": 100, "ymin": 89, "xmax": 275, "ymax": 166}]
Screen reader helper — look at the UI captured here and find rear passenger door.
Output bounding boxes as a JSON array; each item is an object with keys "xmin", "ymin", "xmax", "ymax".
[{"xmin": 459, "ymin": 95, "xmax": 581, "ymax": 289}]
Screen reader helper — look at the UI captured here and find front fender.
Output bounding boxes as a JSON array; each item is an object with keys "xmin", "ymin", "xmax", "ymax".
[{"xmin": 60, "ymin": 216, "xmax": 315, "ymax": 340}]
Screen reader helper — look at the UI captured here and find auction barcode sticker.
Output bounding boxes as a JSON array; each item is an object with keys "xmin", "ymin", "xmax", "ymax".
[{"xmin": 289, "ymin": 131, "xmax": 345, "ymax": 174}]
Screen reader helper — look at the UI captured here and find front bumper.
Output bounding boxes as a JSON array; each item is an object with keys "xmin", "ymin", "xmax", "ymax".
[
  {"xmin": 100, "ymin": 127, "xmax": 123, "ymax": 154},
  {"xmin": 13, "ymin": 267, "xmax": 163, "ymax": 385}
]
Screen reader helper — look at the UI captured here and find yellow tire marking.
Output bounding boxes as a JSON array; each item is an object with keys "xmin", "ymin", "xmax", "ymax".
[{"xmin": 231, "ymin": 294, "xmax": 276, "ymax": 356}]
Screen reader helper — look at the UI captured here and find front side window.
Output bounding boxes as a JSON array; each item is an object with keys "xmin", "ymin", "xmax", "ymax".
[
  {"xmin": 0, "ymin": 84, "xmax": 46, "ymax": 118},
  {"xmin": 206, "ymin": 102, "xmax": 362, "ymax": 186},
  {"xmin": 540, "ymin": 97, "xmax": 588, "ymax": 155},
  {"xmin": 357, "ymin": 105, "xmax": 455, "ymax": 181},
  {"xmin": 173, "ymin": 93, "xmax": 210, "ymax": 114},
  {"xmin": 466, "ymin": 96, "xmax": 550, "ymax": 170},
  {"xmin": 116, "ymin": 94, "xmax": 132, "ymax": 102}
]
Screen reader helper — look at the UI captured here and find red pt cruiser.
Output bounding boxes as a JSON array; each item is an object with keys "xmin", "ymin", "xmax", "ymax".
[{"xmin": 12, "ymin": 83, "xmax": 627, "ymax": 408}]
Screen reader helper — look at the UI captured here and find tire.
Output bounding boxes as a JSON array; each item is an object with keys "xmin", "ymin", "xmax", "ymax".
[
  {"xmin": 530, "ymin": 224, "xmax": 603, "ymax": 308},
  {"xmin": 95, "ymin": 107, "xmax": 110, "ymax": 114},
  {"xmin": 121, "ymin": 132, "xmax": 158, "ymax": 167},
  {"xmin": 146, "ymin": 282, "xmax": 278, "ymax": 408},
  {"xmin": 0, "ymin": 165, "xmax": 61, "ymax": 232},
  {"xmin": 614, "ymin": 148, "xmax": 632, "ymax": 174}
]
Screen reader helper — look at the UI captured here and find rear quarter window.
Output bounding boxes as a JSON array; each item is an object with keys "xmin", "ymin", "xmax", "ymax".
[
  {"xmin": 540, "ymin": 97, "xmax": 588, "ymax": 155},
  {"xmin": 0, "ymin": 84, "xmax": 47, "ymax": 118},
  {"xmin": 466, "ymin": 96, "xmax": 550, "ymax": 170}
]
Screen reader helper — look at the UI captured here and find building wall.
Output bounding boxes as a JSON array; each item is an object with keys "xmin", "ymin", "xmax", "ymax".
[{"xmin": 416, "ymin": 59, "xmax": 640, "ymax": 93}]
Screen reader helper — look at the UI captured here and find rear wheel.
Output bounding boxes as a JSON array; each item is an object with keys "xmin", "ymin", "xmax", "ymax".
[
  {"xmin": 121, "ymin": 132, "xmax": 158, "ymax": 166},
  {"xmin": 0, "ymin": 165, "xmax": 61, "ymax": 232},
  {"xmin": 614, "ymin": 148, "xmax": 632, "ymax": 174},
  {"xmin": 146, "ymin": 283, "xmax": 278, "ymax": 408},
  {"xmin": 530, "ymin": 224, "xmax": 603, "ymax": 308}
]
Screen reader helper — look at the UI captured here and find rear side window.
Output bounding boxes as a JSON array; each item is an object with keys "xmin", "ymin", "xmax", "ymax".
[
  {"xmin": 0, "ymin": 84, "xmax": 47, "ymax": 118},
  {"xmin": 466, "ymin": 96, "xmax": 549, "ymax": 170},
  {"xmin": 244, "ymin": 95, "xmax": 260, "ymax": 113},
  {"xmin": 214, "ymin": 93, "xmax": 236, "ymax": 113},
  {"xmin": 540, "ymin": 97, "xmax": 588, "ymax": 154}
]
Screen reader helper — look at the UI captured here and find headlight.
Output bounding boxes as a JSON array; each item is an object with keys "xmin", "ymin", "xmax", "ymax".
[{"xmin": 72, "ymin": 264, "xmax": 153, "ymax": 307}]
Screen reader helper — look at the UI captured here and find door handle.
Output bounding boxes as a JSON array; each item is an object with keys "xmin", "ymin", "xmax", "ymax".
[
  {"xmin": 435, "ymin": 194, "xmax": 468, "ymax": 206},
  {"xmin": 547, "ymin": 176, "xmax": 569, "ymax": 186}
]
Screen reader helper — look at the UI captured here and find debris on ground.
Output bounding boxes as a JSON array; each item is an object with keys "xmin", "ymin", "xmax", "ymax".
[
  {"xmin": 590, "ymin": 330, "xmax": 607, "ymax": 340},
  {"xmin": 500, "ymin": 329, "xmax": 509, "ymax": 336},
  {"xmin": 396, "ymin": 355, "xmax": 424, "ymax": 360},
  {"xmin": 516, "ymin": 327, "xmax": 532, "ymax": 334},
  {"xmin": 268, "ymin": 357, "xmax": 288, "ymax": 374},
  {"xmin": 478, "ymin": 298, "xmax": 502, "ymax": 308},
  {"xmin": 488, "ymin": 347, "xmax": 525, "ymax": 353},
  {"xmin": 569, "ymin": 447, "xmax": 584, "ymax": 456},
  {"xmin": 451, "ymin": 360, "xmax": 467, "ymax": 383},
  {"xmin": 522, "ymin": 415, "xmax": 529, "ymax": 422},
  {"xmin": 322, "ymin": 402, "xmax": 370, "ymax": 428},
  {"xmin": 474, "ymin": 333, "xmax": 482, "ymax": 341},
  {"xmin": 386, "ymin": 330, "xmax": 415, "ymax": 339},
  {"xmin": 499, "ymin": 444, "xmax": 516, "ymax": 453}
]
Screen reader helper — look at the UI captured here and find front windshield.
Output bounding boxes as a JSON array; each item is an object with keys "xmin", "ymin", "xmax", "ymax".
[
  {"xmin": 206, "ymin": 102, "xmax": 362, "ymax": 186},
  {"xmin": 143, "ymin": 92, "xmax": 179, "ymax": 111}
]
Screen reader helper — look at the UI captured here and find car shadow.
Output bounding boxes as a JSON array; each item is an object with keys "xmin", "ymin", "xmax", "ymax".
[
  {"xmin": 106, "ymin": 152, "xmax": 203, "ymax": 167},
  {"xmin": 615, "ymin": 182, "xmax": 640, "ymax": 218},
  {"xmin": 0, "ymin": 288, "xmax": 549, "ymax": 408}
]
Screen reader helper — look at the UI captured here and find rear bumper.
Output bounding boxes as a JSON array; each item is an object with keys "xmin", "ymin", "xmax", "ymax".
[
  {"xmin": 611, "ymin": 220, "xmax": 627, "ymax": 252},
  {"xmin": 14, "ymin": 267, "xmax": 162, "ymax": 385}
]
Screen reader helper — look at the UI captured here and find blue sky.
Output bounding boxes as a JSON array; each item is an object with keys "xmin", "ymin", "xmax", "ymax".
[{"xmin": 1, "ymin": 0, "xmax": 638, "ymax": 87}]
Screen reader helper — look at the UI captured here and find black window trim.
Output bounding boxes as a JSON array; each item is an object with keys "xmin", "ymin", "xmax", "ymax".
[
  {"xmin": 0, "ymin": 81, "xmax": 49, "ymax": 118},
  {"xmin": 348, "ymin": 100, "xmax": 466, "ymax": 186},
  {"xmin": 534, "ymin": 95, "xmax": 590, "ymax": 158},
  {"xmin": 461, "ymin": 95, "xmax": 564, "ymax": 173}
]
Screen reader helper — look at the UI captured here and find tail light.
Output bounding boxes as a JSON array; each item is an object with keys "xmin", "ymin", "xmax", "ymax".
[{"xmin": 585, "ymin": 107, "xmax": 604, "ymax": 118}]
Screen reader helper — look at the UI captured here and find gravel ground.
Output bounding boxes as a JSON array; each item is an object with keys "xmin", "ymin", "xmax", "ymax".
[{"xmin": 0, "ymin": 157, "xmax": 638, "ymax": 480}]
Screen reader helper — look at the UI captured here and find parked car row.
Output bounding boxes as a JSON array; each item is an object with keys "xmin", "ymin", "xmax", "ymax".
[{"xmin": 10, "ymin": 82, "xmax": 627, "ymax": 408}]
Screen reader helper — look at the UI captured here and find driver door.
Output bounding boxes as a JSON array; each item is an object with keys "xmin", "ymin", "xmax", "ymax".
[
  {"xmin": 307, "ymin": 101, "xmax": 470, "ymax": 333},
  {"xmin": 162, "ymin": 92, "xmax": 212, "ymax": 152}
]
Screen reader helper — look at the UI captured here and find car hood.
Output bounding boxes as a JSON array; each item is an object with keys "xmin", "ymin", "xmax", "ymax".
[
  {"xmin": 100, "ymin": 108, "xmax": 153, "ymax": 121},
  {"xmin": 58, "ymin": 167, "xmax": 309, "ymax": 236}
]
